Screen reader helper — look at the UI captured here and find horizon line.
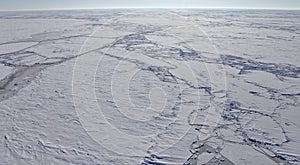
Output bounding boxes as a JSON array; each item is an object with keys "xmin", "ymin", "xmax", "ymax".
[{"xmin": 1, "ymin": 7, "xmax": 300, "ymax": 12}]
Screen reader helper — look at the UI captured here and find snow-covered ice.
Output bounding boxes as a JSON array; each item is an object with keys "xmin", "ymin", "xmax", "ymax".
[{"xmin": 0, "ymin": 9, "xmax": 299, "ymax": 164}]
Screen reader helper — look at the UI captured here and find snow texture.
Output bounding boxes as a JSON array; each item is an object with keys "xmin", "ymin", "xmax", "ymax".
[{"xmin": 0, "ymin": 9, "xmax": 299, "ymax": 164}]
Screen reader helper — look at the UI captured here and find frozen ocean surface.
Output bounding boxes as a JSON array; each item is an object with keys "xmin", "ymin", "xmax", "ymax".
[{"xmin": 0, "ymin": 9, "xmax": 299, "ymax": 164}]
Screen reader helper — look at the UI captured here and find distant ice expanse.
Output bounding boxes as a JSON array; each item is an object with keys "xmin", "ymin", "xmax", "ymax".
[{"xmin": 0, "ymin": 9, "xmax": 299, "ymax": 164}]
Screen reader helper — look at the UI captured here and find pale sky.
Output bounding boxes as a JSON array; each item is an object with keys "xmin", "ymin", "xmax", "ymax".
[{"xmin": 1, "ymin": 0, "xmax": 300, "ymax": 10}]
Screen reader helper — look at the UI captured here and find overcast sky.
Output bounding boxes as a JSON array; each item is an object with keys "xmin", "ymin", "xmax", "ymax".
[{"xmin": 1, "ymin": 0, "xmax": 300, "ymax": 10}]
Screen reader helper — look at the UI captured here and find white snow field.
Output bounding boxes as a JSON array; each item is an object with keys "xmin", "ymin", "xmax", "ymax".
[{"xmin": 0, "ymin": 9, "xmax": 299, "ymax": 164}]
